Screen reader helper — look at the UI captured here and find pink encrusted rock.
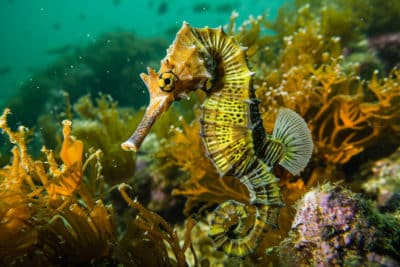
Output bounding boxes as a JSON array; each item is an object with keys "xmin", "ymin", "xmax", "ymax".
[{"xmin": 280, "ymin": 184, "xmax": 400, "ymax": 267}]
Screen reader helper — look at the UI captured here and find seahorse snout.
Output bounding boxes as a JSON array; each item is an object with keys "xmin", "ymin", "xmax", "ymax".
[
  {"xmin": 121, "ymin": 93, "xmax": 172, "ymax": 151},
  {"xmin": 122, "ymin": 68, "xmax": 175, "ymax": 152}
]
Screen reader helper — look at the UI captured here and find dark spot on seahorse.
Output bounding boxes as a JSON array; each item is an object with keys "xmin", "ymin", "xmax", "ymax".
[{"xmin": 226, "ymin": 222, "xmax": 240, "ymax": 239}]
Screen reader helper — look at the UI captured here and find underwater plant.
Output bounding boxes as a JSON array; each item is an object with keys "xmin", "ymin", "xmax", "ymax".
[
  {"xmin": 0, "ymin": 108, "xmax": 115, "ymax": 265},
  {"xmin": 121, "ymin": 22, "xmax": 313, "ymax": 257},
  {"xmin": 0, "ymin": 108, "xmax": 197, "ymax": 266},
  {"xmin": 226, "ymin": 3, "xmax": 400, "ymax": 171},
  {"xmin": 69, "ymin": 94, "xmax": 139, "ymax": 185}
]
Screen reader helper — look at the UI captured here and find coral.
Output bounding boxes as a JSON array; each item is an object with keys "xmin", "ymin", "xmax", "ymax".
[
  {"xmin": 361, "ymin": 69, "xmax": 400, "ymax": 128},
  {"xmin": 280, "ymin": 184, "xmax": 400, "ymax": 266}
]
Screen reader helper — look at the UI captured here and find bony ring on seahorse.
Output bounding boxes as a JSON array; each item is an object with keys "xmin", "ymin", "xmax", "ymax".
[{"xmin": 122, "ymin": 22, "xmax": 313, "ymax": 257}]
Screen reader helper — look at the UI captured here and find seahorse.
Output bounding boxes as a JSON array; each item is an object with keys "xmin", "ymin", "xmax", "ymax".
[{"xmin": 121, "ymin": 22, "xmax": 313, "ymax": 257}]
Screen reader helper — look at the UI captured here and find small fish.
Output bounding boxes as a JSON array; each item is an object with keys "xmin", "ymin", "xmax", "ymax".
[
  {"xmin": 112, "ymin": 0, "xmax": 121, "ymax": 7},
  {"xmin": 157, "ymin": 1, "xmax": 167, "ymax": 15},
  {"xmin": 78, "ymin": 12, "xmax": 87, "ymax": 21},
  {"xmin": 0, "ymin": 66, "xmax": 11, "ymax": 76},
  {"xmin": 52, "ymin": 22, "xmax": 62, "ymax": 31}
]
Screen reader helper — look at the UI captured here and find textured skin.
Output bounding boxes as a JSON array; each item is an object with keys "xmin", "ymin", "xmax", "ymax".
[
  {"xmin": 122, "ymin": 22, "xmax": 313, "ymax": 257},
  {"xmin": 192, "ymin": 26, "xmax": 284, "ymax": 256}
]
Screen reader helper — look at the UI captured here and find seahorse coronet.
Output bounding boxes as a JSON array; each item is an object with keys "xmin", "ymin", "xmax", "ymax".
[{"xmin": 122, "ymin": 22, "xmax": 313, "ymax": 257}]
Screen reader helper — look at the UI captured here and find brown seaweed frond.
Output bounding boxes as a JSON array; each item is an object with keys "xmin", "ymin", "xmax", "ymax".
[
  {"xmin": 118, "ymin": 184, "xmax": 196, "ymax": 267},
  {"xmin": 311, "ymin": 94, "xmax": 379, "ymax": 164},
  {"xmin": 71, "ymin": 94, "xmax": 138, "ymax": 185},
  {"xmin": 39, "ymin": 198, "xmax": 116, "ymax": 265},
  {"xmin": 0, "ymin": 187, "xmax": 37, "ymax": 260},
  {"xmin": 38, "ymin": 120, "xmax": 84, "ymax": 198},
  {"xmin": 246, "ymin": 2, "xmax": 400, "ymax": 166},
  {"xmin": 232, "ymin": 14, "xmax": 270, "ymax": 59},
  {"xmin": 0, "ymin": 109, "xmax": 116, "ymax": 265},
  {"xmin": 361, "ymin": 69, "xmax": 400, "ymax": 122}
]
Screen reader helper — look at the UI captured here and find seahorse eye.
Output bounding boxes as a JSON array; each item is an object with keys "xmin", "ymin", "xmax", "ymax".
[{"xmin": 158, "ymin": 71, "xmax": 177, "ymax": 92}]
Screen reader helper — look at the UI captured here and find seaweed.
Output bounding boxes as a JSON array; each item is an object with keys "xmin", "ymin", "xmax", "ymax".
[
  {"xmin": 0, "ymin": 108, "xmax": 195, "ymax": 266},
  {"xmin": 229, "ymin": 3, "xmax": 400, "ymax": 169},
  {"xmin": 0, "ymin": 108, "xmax": 115, "ymax": 265},
  {"xmin": 1, "ymin": 0, "xmax": 400, "ymax": 265}
]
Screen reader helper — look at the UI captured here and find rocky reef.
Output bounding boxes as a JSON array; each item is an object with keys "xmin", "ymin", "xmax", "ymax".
[
  {"xmin": 281, "ymin": 184, "xmax": 400, "ymax": 266},
  {"xmin": 1, "ymin": 0, "xmax": 400, "ymax": 266}
]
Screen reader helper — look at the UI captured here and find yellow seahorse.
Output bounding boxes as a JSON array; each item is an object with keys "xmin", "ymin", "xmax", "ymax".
[{"xmin": 121, "ymin": 22, "xmax": 313, "ymax": 257}]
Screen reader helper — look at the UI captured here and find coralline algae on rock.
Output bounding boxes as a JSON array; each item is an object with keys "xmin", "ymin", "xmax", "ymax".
[{"xmin": 281, "ymin": 184, "xmax": 400, "ymax": 267}]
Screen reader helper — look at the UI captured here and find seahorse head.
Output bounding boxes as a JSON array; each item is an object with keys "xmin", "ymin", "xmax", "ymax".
[{"xmin": 122, "ymin": 22, "xmax": 213, "ymax": 152}]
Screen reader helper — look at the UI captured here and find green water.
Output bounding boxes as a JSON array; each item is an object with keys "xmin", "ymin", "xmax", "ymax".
[{"xmin": 0, "ymin": 0, "xmax": 284, "ymax": 106}]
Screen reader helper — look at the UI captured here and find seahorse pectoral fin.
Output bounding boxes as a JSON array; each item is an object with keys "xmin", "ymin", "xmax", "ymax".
[
  {"xmin": 270, "ymin": 108, "xmax": 314, "ymax": 175},
  {"xmin": 121, "ymin": 67, "xmax": 173, "ymax": 152}
]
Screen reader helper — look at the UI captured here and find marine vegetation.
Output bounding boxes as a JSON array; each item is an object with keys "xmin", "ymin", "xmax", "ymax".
[
  {"xmin": 122, "ymin": 22, "xmax": 313, "ymax": 257},
  {"xmin": 0, "ymin": 108, "xmax": 196, "ymax": 266},
  {"xmin": 1, "ymin": 0, "xmax": 400, "ymax": 266},
  {"xmin": 250, "ymin": 2, "xmax": 400, "ymax": 167}
]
